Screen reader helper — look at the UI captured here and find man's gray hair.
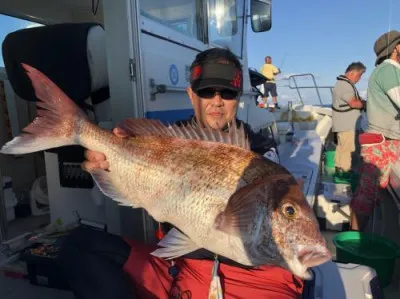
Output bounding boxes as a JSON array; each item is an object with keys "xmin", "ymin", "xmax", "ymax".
[{"xmin": 345, "ymin": 62, "xmax": 366, "ymax": 73}]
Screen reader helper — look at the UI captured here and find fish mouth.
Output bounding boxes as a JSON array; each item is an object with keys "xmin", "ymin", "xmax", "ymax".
[{"xmin": 297, "ymin": 245, "xmax": 332, "ymax": 268}]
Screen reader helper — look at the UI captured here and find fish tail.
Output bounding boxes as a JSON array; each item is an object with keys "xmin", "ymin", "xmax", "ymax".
[{"xmin": 0, "ymin": 63, "xmax": 87, "ymax": 155}]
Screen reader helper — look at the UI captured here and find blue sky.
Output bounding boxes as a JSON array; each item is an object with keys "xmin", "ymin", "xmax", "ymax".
[
  {"xmin": 0, "ymin": 0, "xmax": 399, "ymax": 105},
  {"xmin": 0, "ymin": 15, "xmax": 41, "ymax": 43},
  {"xmin": 247, "ymin": 0, "xmax": 400, "ymax": 104},
  {"xmin": 0, "ymin": 15, "xmax": 42, "ymax": 65}
]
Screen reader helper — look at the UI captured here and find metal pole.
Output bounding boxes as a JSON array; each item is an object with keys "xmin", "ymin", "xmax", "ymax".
[
  {"xmin": 0, "ymin": 167, "xmax": 8, "ymax": 242},
  {"xmin": 287, "ymin": 73, "xmax": 333, "ymax": 106},
  {"xmin": 310, "ymin": 74, "xmax": 324, "ymax": 106},
  {"xmin": 290, "ymin": 77, "xmax": 303, "ymax": 105}
]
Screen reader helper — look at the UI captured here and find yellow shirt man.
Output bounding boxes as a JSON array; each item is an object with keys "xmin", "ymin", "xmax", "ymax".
[
  {"xmin": 260, "ymin": 63, "xmax": 280, "ymax": 82},
  {"xmin": 260, "ymin": 56, "xmax": 281, "ymax": 108}
]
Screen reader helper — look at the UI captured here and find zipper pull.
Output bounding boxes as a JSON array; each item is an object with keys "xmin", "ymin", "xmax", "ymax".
[{"xmin": 208, "ymin": 255, "xmax": 223, "ymax": 299}]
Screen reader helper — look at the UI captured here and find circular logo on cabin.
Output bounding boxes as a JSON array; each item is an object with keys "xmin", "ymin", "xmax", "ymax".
[{"xmin": 169, "ymin": 64, "xmax": 179, "ymax": 86}]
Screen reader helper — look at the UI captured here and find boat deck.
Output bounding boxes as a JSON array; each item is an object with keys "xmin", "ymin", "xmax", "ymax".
[
  {"xmin": 320, "ymin": 187, "xmax": 400, "ymax": 298},
  {"xmin": 1, "ymin": 191, "xmax": 399, "ymax": 299}
]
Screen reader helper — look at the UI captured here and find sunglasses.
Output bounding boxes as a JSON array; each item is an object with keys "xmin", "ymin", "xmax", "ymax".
[{"xmin": 196, "ymin": 88, "xmax": 239, "ymax": 100}]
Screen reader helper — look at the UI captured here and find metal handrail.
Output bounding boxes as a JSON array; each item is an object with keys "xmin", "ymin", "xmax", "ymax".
[
  {"xmin": 149, "ymin": 78, "xmax": 187, "ymax": 101},
  {"xmin": 286, "ymin": 73, "xmax": 333, "ymax": 106}
]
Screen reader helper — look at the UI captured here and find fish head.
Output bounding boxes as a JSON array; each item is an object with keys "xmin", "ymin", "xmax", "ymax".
[
  {"xmin": 268, "ymin": 177, "xmax": 332, "ymax": 279},
  {"xmin": 214, "ymin": 173, "xmax": 331, "ymax": 279}
]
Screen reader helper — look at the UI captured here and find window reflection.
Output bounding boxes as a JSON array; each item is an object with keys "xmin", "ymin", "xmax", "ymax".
[
  {"xmin": 208, "ymin": 0, "xmax": 244, "ymax": 57},
  {"xmin": 0, "ymin": 14, "xmax": 43, "ymax": 66},
  {"xmin": 140, "ymin": 0, "xmax": 202, "ymax": 41}
]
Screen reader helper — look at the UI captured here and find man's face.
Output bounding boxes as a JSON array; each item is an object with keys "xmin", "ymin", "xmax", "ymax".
[
  {"xmin": 187, "ymin": 87, "xmax": 239, "ymax": 130},
  {"xmin": 347, "ymin": 70, "xmax": 364, "ymax": 84},
  {"xmin": 352, "ymin": 70, "xmax": 364, "ymax": 84},
  {"xmin": 395, "ymin": 44, "xmax": 400, "ymax": 63},
  {"xmin": 266, "ymin": 57, "xmax": 272, "ymax": 64}
]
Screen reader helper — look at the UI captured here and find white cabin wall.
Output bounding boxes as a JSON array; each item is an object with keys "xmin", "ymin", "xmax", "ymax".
[
  {"xmin": 0, "ymin": 0, "xmax": 73, "ymax": 24},
  {"xmin": 0, "ymin": 0, "xmax": 105, "ymax": 24},
  {"xmin": 70, "ymin": 11, "xmax": 104, "ymax": 24},
  {"xmin": 69, "ymin": 2, "xmax": 104, "ymax": 24},
  {"xmin": 102, "ymin": 0, "xmax": 139, "ymax": 121}
]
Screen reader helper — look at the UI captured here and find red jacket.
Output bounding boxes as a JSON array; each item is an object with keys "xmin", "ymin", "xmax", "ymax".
[{"xmin": 122, "ymin": 239, "xmax": 304, "ymax": 299}]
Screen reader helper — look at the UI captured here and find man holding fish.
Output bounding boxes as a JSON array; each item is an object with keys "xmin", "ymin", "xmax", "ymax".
[{"xmin": 0, "ymin": 48, "xmax": 331, "ymax": 298}]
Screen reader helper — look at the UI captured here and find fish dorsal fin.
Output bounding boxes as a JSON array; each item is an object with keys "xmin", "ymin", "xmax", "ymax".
[{"xmin": 117, "ymin": 118, "xmax": 250, "ymax": 150}]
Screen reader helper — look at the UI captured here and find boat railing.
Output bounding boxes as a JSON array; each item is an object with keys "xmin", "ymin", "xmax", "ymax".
[{"xmin": 285, "ymin": 73, "xmax": 334, "ymax": 106}]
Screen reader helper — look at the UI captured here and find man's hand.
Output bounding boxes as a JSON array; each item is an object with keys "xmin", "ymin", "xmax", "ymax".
[
  {"xmin": 361, "ymin": 100, "xmax": 367, "ymax": 111},
  {"xmin": 348, "ymin": 97, "xmax": 365, "ymax": 109},
  {"xmin": 81, "ymin": 127, "xmax": 129, "ymax": 172}
]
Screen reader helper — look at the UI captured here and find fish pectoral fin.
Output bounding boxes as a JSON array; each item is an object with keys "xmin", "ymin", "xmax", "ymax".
[
  {"xmin": 214, "ymin": 174, "xmax": 294, "ymax": 236},
  {"xmin": 150, "ymin": 228, "xmax": 200, "ymax": 259},
  {"xmin": 90, "ymin": 169, "xmax": 137, "ymax": 207}
]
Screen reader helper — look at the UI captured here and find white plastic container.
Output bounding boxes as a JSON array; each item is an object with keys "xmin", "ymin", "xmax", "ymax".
[
  {"xmin": 293, "ymin": 120, "xmax": 318, "ymax": 131},
  {"xmin": 30, "ymin": 176, "xmax": 50, "ymax": 216},
  {"xmin": 305, "ymin": 261, "xmax": 382, "ymax": 299},
  {"xmin": 321, "ymin": 181, "xmax": 352, "ymax": 202},
  {"xmin": 3, "ymin": 176, "xmax": 17, "ymax": 222},
  {"xmin": 315, "ymin": 182, "xmax": 352, "ymax": 231},
  {"xmin": 276, "ymin": 121, "xmax": 291, "ymax": 134},
  {"xmin": 315, "ymin": 115, "xmax": 332, "ymax": 142}
]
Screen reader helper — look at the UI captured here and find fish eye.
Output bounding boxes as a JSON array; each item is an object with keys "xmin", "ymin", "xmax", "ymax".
[{"xmin": 282, "ymin": 204, "xmax": 296, "ymax": 219}]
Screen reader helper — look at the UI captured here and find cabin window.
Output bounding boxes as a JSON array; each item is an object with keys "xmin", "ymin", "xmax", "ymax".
[
  {"xmin": 0, "ymin": 14, "xmax": 43, "ymax": 66},
  {"xmin": 208, "ymin": 0, "xmax": 244, "ymax": 57},
  {"xmin": 140, "ymin": 0, "xmax": 203, "ymax": 41}
]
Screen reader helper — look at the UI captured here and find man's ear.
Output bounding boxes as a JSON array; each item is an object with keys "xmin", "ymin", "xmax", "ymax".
[
  {"xmin": 187, "ymin": 87, "xmax": 201, "ymax": 122},
  {"xmin": 187, "ymin": 87, "xmax": 195, "ymax": 105}
]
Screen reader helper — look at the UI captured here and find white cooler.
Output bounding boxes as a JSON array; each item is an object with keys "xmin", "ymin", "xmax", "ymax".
[
  {"xmin": 302, "ymin": 261, "xmax": 383, "ymax": 299},
  {"xmin": 315, "ymin": 181, "xmax": 352, "ymax": 231}
]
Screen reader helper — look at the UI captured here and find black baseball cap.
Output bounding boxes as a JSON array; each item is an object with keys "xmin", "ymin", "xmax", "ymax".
[{"xmin": 190, "ymin": 60, "xmax": 243, "ymax": 92}]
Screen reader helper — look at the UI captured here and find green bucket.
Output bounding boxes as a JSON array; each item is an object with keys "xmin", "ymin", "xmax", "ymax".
[
  {"xmin": 333, "ymin": 172, "xmax": 360, "ymax": 193},
  {"xmin": 324, "ymin": 150, "xmax": 335, "ymax": 168},
  {"xmin": 333, "ymin": 231, "xmax": 400, "ymax": 288}
]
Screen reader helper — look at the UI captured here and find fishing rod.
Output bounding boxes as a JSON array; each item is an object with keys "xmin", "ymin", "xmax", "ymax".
[{"xmin": 278, "ymin": 53, "xmax": 287, "ymax": 71}]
